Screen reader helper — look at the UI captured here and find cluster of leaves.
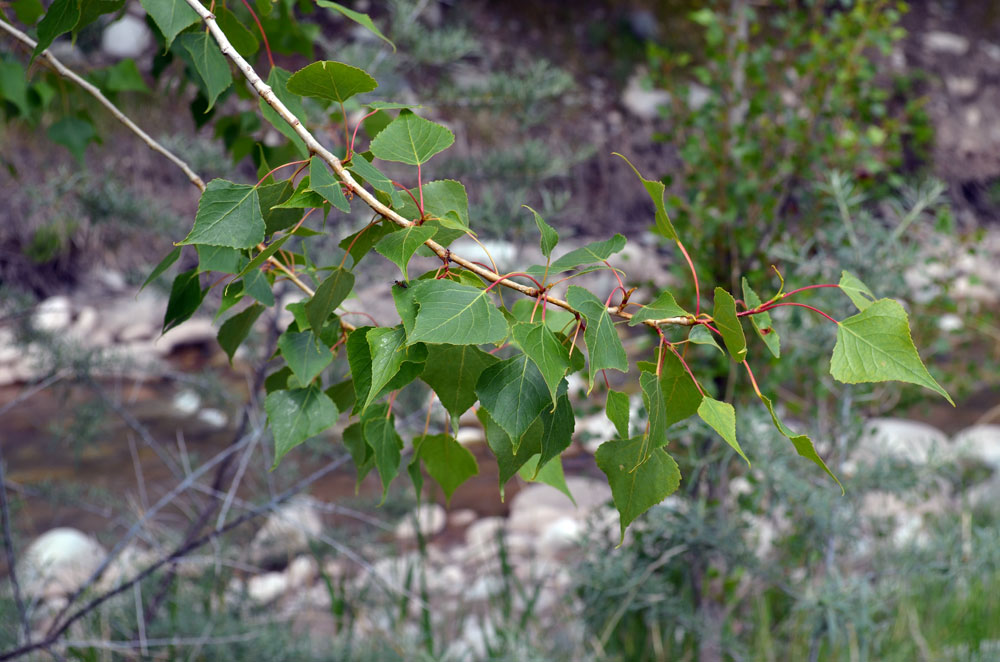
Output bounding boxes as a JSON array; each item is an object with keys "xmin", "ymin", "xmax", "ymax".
[{"xmin": 1, "ymin": 0, "xmax": 952, "ymax": 539}]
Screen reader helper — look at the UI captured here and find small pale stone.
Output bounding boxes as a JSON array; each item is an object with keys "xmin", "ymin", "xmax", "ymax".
[
  {"xmin": 923, "ymin": 31, "xmax": 969, "ymax": 56},
  {"xmin": 952, "ymin": 425, "xmax": 1000, "ymax": 470},
  {"xmin": 250, "ymin": 497, "xmax": 323, "ymax": 566},
  {"xmin": 101, "ymin": 15, "xmax": 152, "ymax": 59},
  {"xmin": 33, "ymin": 296, "xmax": 72, "ymax": 333},
  {"xmin": 285, "ymin": 555, "xmax": 318, "ymax": 588},
  {"xmin": 455, "ymin": 427, "xmax": 485, "ymax": 446},
  {"xmin": 448, "ymin": 509, "xmax": 477, "ymax": 527},
  {"xmin": 196, "ymin": 408, "xmax": 228, "ymax": 428},
  {"xmin": 394, "ymin": 503, "xmax": 446, "ymax": 541},
  {"xmin": 247, "ymin": 572, "xmax": 288, "ymax": 604},
  {"xmin": 20, "ymin": 528, "xmax": 106, "ymax": 599}
]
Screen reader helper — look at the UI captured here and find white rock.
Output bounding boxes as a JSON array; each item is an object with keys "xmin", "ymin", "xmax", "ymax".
[
  {"xmin": 455, "ymin": 427, "xmax": 485, "ymax": 446},
  {"xmin": 155, "ymin": 318, "xmax": 217, "ymax": 356},
  {"xmin": 425, "ymin": 564, "xmax": 465, "ymax": 595},
  {"xmin": 247, "ymin": 572, "xmax": 288, "ymax": 604},
  {"xmin": 118, "ymin": 321, "xmax": 156, "ymax": 343},
  {"xmin": 285, "ymin": 555, "xmax": 318, "ymax": 588},
  {"xmin": 952, "ymin": 425, "xmax": 1000, "ymax": 471},
  {"xmin": 852, "ymin": 418, "xmax": 948, "ymax": 465},
  {"xmin": 33, "ymin": 296, "xmax": 72, "ymax": 333},
  {"xmin": 982, "ymin": 42, "xmax": 1000, "ymax": 62},
  {"xmin": 922, "ymin": 31, "xmax": 969, "ymax": 56},
  {"xmin": 937, "ymin": 313, "xmax": 964, "ymax": 332},
  {"xmin": 196, "ymin": 408, "xmax": 228, "ymax": 428},
  {"xmin": 172, "ymin": 389, "xmax": 201, "ymax": 417},
  {"xmin": 537, "ymin": 516, "xmax": 582, "ymax": 556},
  {"xmin": 945, "ymin": 76, "xmax": 978, "ymax": 99},
  {"xmin": 622, "ymin": 70, "xmax": 671, "ymax": 120},
  {"xmin": 20, "ymin": 528, "xmax": 106, "ymax": 600},
  {"xmin": 249, "ymin": 497, "xmax": 323, "ymax": 566},
  {"xmin": 464, "ymin": 516, "xmax": 506, "ymax": 549},
  {"xmin": 101, "ymin": 14, "xmax": 152, "ymax": 59},
  {"xmin": 394, "ymin": 503, "xmax": 447, "ymax": 541},
  {"xmin": 0, "ymin": 328, "xmax": 19, "ymax": 364},
  {"xmin": 448, "ymin": 509, "xmax": 477, "ymax": 527},
  {"xmin": 507, "ymin": 505, "xmax": 565, "ymax": 538},
  {"xmin": 687, "ymin": 83, "xmax": 711, "ymax": 110}
]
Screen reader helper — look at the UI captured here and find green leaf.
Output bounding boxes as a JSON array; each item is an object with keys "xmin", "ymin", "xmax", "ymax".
[
  {"xmin": 287, "ymin": 60, "xmax": 377, "ymax": 104},
  {"xmin": 11, "ymin": 0, "xmax": 45, "ymax": 25},
  {"xmin": 596, "ymin": 438, "xmax": 681, "ymax": 545},
  {"xmin": 237, "ymin": 235, "xmax": 290, "ymax": 278},
  {"xmin": 217, "ymin": 303, "xmax": 264, "ymax": 363},
  {"xmin": 305, "ymin": 267, "xmax": 354, "ymax": 332},
  {"xmin": 264, "ymin": 366, "xmax": 292, "ymax": 394},
  {"xmin": 48, "ymin": 116, "xmax": 96, "ymax": 164},
  {"xmin": 266, "ymin": 386, "xmax": 338, "ymax": 468},
  {"xmin": 613, "ymin": 153, "xmax": 678, "ymax": 240},
  {"xmin": 477, "ymin": 407, "xmax": 542, "ymax": 500},
  {"xmin": 74, "ymin": 0, "xmax": 126, "ymax": 37},
  {"xmin": 534, "ymin": 392, "xmax": 575, "ymax": 471},
  {"xmin": 420, "ymin": 344, "xmax": 499, "ymax": 419},
  {"xmin": 363, "ymin": 415, "xmax": 403, "ymax": 503},
  {"xmin": 713, "ymin": 287, "xmax": 747, "ymax": 362},
  {"xmin": 395, "ymin": 180, "xmax": 471, "ymax": 244},
  {"xmin": 308, "ymin": 157, "xmax": 350, "ymax": 212},
  {"xmin": 528, "ymin": 234, "xmax": 627, "ymax": 280},
  {"xmin": 524, "ymin": 205, "xmax": 558, "ymax": 259},
  {"xmin": 260, "ymin": 66, "xmax": 308, "ymax": 157},
  {"xmin": 658, "ymin": 351, "xmax": 703, "ymax": 427},
  {"xmin": 628, "ymin": 289, "xmax": 690, "ymax": 326},
  {"xmin": 216, "ymin": 280, "xmax": 245, "ymax": 320},
  {"xmin": 140, "ymin": 0, "xmax": 198, "ymax": 49},
  {"xmin": 316, "ymin": 0, "xmax": 395, "ymax": 51},
  {"xmin": 375, "ymin": 225, "xmax": 438, "ymax": 280},
  {"xmin": 162, "ymin": 269, "xmax": 204, "ymax": 333},
  {"xmin": 697, "ymin": 397, "xmax": 749, "ymax": 465},
  {"xmin": 243, "ymin": 268, "xmax": 274, "ymax": 306},
  {"xmin": 830, "ymin": 298, "xmax": 953, "ymax": 404},
  {"xmin": 633, "ymin": 370, "xmax": 668, "ymax": 469},
  {"xmin": 177, "ymin": 32, "xmax": 232, "ymax": 111},
  {"xmin": 839, "ymin": 270, "xmax": 876, "ymax": 311},
  {"xmin": 758, "ymin": 392, "xmax": 842, "ymax": 492},
  {"xmin": 346, "ymin": 152, "xmax": 396, "ymax": 195},
  {"xmin": 742, "ymin": 278, "xmax": 780, "ymax": 358},
  {"xmin": 325, "ymin": 379, "xmax": 355, "ymax": 413},
  {"xmin": 392, "ymin": 282, "xmax": 418, "ymax": 334},
  {"xmin": 364, "ymin": 325, "xmax": 409, "ymax": 411},
  {"xmin": 258, "ymin": 179, "xmax": 300, "ymax": 234},
  {"xmin": 342, "ymin": 422, "xmax": 374, "ymax": 488},
  {"xmin": 519, "ymin": 455, "xmax": 574, "ymax": 504},
  {"xmin": 339, "ymin": 221, "xmax": 393, "ymax": 269},
  {"xmin": 369, "ymin": 110, "xmax": 454, "ymax": 166},
  {"xmin": 271, "ymin": 176, "xmax": 327, "ymax": 209},
  {"xmin": 0, "ymin": 60, "xmax": 31, "ymax": 118},
  {"xmin": 687, "ymin": 325, "xmax": 723, "ymax": 353},
  {"xmin": 512, "ymin": 322, "xmax": 570, "ymax": 408},
  {"xmin": 33, "ymin": 0, "xmax": 81, "ymax": 58},
  {"xmin": 606, "ymin": 390, "xmax": 630, "ymax": 439},
  {"xmin": 346, "ymin": 327, "xmax": 375, "ymax": 412},
  {"xmin": 408, "ymin": 279, "xmax": 508, "ymax": 345},
  {"xmin": 96, "ymin": 59, "xmax": 150, "ymax": 93},
  {"xmin": 215, "ymin": 8, "xmax": 258, "ymax": 58},
  {"xmin": 476, "ymin": 353, "xmax": 550, "ymax": 448},
  {"xmin": 416, "ymin": 434, "xmax": 478, "ymax": 505},
  {"xmin": 509, "ymin": 298, "xmax": 576, "ymax": 334},
  {"xmin": 196, "ymin": 245, "xmax": 245, "ymax": 274},
  {"xmin": 566, "ymin": 286, "xmax": 628, "ymax": 392},
  {"xmin": 277, "ymin": 330, "xmax": 332, "ymax": 384},
  {"xmin": 181, "ymin": 179, "xmax": 265, "ymax": 249},
  {"xmin": 140, "ymin": 246, "xmax": 181, "ymax": 291}
]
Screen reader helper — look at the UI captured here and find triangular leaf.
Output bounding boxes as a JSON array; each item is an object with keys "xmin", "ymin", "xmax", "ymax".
[
  {"xmin": 512, "ymin": 322, "xmax": 571, "ymax": 408},
  {"xmin": 375, "ymin": 224, "xmax": 438, "ymax": 280},
  {"xmin": 606, "ymin": 390, "xmax": 630, "ymax": 439},
  {"xmin": 742, "ymin": 278, "xmax": 780, "ymax": 358},
  {"xmin": 305, "ymin": 267, "xmax": 354, "ymax": 332},
  {"xmin": 477, "ymin": 407, "xmax": 542, "ymax": 500},
  {"xmin": 758, "ymin": 392, "xmax": 842, "ymax": 492},
  {"xmin": 596, "ymin": 438, "xmax": 681, "ymax": 545},
  {"xmin": 259, "ymin": 66, "xmax": 308, "ymax": 156},
  {"xmin": 658, "ymin": 351, "xmax": 703, "ymax": 427},
  {"xmin": 633, "ymin": 370, "xmax": 668, "ymax": 469},
  {"xmin": 420, "ymin": 344, "xmax": 498, "ymax": 419},
  {"xmin": 342, "ymin": 421, "xmax": 374, "ymax": 488},
  {"xmin": 364, "ymin": 325, "xmax": 409, "ymax": 412},
  {"xmin": 369, "ymin": 110, "xmax": 454, "ymax": 166},
  {"xmin": 524, "ymin": 205, "xmax": 558, "ymax": 259},
  {"xmin": 697, "ymin": 397, "xmax": 749, "ymax": 466},
  {"xmin": 162, "ymin": 269, "xmax": 205, "ymax": 333},
  {"xmin": 33, "ymin": 0, "xmax": 81, "ymax": 58},
  {"xmin": 535, "ymin": 391, "xmax": 575, "ymax": 472},
  {"xmin": 839, "ymin": 270, "xmax": 876, "ymax": 312},
  {"xmin": 286, "ymin": 60, "xmax": 377, "ymax": 104},
  {"xmin": 271, "ymin": 176, "xmax": 327, "ymax": 209},
  {"xmin": 566, "ymin": 286, "xmax": 628, "ymax": 392},
  {"xmin": 176, "ymin": 32, "xmax": 232, "ymax": 111},
  {"xmin": 266, "ymin": 386, "xmax": 338, "ymax": 468},
  {"xmin": 277, "ymin": 330, "xmax": 333, "ymax": 385},
  {"xmin": 363, "ymin": 413, "xmax": 403, "ymax": 504},
  {"xmin": 519, "ymin": 455, "xmax": 574, "ymax": 504},
  {"xmin": 196, "ymin": 245, "xmax": 246, "ymax": 274},
  {"xmin": 613, "ymin": 152, "xmax": 678, "ymax": 240},
  {"xmin": 830, "ymin": 298, "xmax": 953, "ymax": 404},
  {"xmin": 713, "ymin": 287, "xmax": 747, "ymax": 362},
  {"xmin": 416, "ymin": 434, "xmax": 478, "ymax": 505},
  {"xmin": 140, "ymin": 246, "xmax": 182, "ymax": 291},
  {"xmin": 316, "ymin": 0, "xmax": 395, "ymax": 51},
  {"xmin": 180, "ymin": 179, "xmax": 265, "ymax": 249},
  {"xmin": 527, "ymin": 234, "xmax": 627, "ymax": 281},
  {"xmin": 687, "ymin": 325, "xmax": 723, "ymax": 353},
  {"xmin": 308, "ymin": 157, "xmax": 350, "ymax": 212},
  {"xmin": 140, "ymin": 0, "xmax": 198, "ymax": 49},
  {"xmin": 217, "ymin": 303, "xmax": 264, "ymax": 363},
  {"xmin": 408, "ymin": 279, "xmax": 508, "ymax": 345},
  {"xmin": 476, "ymin": 353, "xmax": 551, "ymax": 448},
  {"xmin": 628, "ymin": 289, "xmax": 690, "ymax": 326}
]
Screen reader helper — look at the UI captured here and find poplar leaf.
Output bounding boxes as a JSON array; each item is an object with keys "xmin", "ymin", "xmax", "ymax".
[
  {"xmin": 180, "ymin": 179, "xmax": 265, "ymax": 249},
  {"xmin": 33, "ymin": 0, "xmax": 81, "ymax": 58},
  {"xmin": 277, "ymin": 330, "xmax": 332, "ymax": 384},
  {"xmin": 266, "ymin": 386, "xmax": 338, "ymax": 468},
  {"xmin": 527, "ymin": 234, "xmax": 627, "ymax": 280},
  {"xmin": 316, "ymin": 0, "xmax": 395, "ymax": 51},
  {"xmin": 839, "ymin": 270, "xmax": 876, "ymax": 311},
  {"xmin": 420, "ymin": 344, "xmax": 498, "ymax": 419},
  {"xmin": 370, "ymin": 110, "xmax": 454, "ymax": 165},
  {"xmin": 606, "ymin": 390, "xmax": 630, "ymax": 439},
  {"xmin": 177, "ymin": 32, "xmax": 232, "ymax": 111},
  {"xmin": 687, "ymin": 325, "xmax": 723, "ymax": 353},
  {"xmin": 512, "ymin": 322, "xmax": 571, "ymax": 408},
  {"xmin": 613, "ymin": 152, "xmax": 678, "ymax": 240},
  {"xmin": 697, "ymin": 397, "xmax": 749, "ymax": 466},
  {"xmin": 596, "ymin": 437, "xmax": 681, "ymax": 545},
  {"xmin": 408, "ymin": 279, "xmax": 508, "ymax": 345},
  {"xmin": 713, "ymin": 287, "xmax": 747, "ymax": 362},
  {"xmin": 217, "ymin": 303, "xmax": 264, "ymax": 363},
  {"xmin": 658, "ymin": 351, "xmax": 703, "ymax": 427},
  {"xmin": 339, "ymin": 221, "xmax": 393, "ymax": 269},
  {"xmin": 140, "ymin": 0, "xmax": 198, "ymax": 49},
  {"xmin": 162, "ymin": 269, "xmax": 204, "ymax": 333},
  {"xmin": 477, "ymin": 407, "xmax": 542, "ymax": 499},
  {"xmin": 363, "ymin": 415, "xmax": 403, "ymax": 503},
  {"xmin": 260, "ymin": 66, "xmax": 308, "ymax": 156},
  {"xmin": 375, "ymin": 224, "xmax": 438, "ymax": 280},
  {"xmin": 830, "ymin": 298, "xmax": 953, "ymax": 404},
  {"xmin": 519, "ymin": 455, "xmax": 574, "ymax": 503},
  {"xmin": 308, "ymin": 157, "xmax": 350, "ymax": 212},
  {"xmin": 524, "ymin": 205, "xmax": 559, "ymax": 258},
  {"xmin": 286, "ymin": 60, "xmax": 377, "ymax": 104},
  {"xmin": 196, "ymin": 245, "xmax": 245, "ymax": 274},
  {"xmin": 364, "ymin": 326, "xmax": 408, "ymax": 411},
  {"xmin": 633, "ymin": 370, "xmax": 668, "ymax": 469},
  {"xmin": 305, "ymin": 267, "xmax": 354, "ymax": 332},
  {"xmin": 566, "ymin": 286, "xmax": 628, "ymax": 392},
  {"xmin": 271, "ymin": 176, "xmax": 326, "ymax": 209},
  {"xmin": 342, "ymin": 422, "xmax": 374, "ymax": 488},
  {"xmin": 415, "ymin": 434, "xmax": 478, "ymax": 504},
  {"xmin": 742, "ymin": 278, "xmax": 780, "ymax": 358},
  {"xmin": 476, "ymin": 353, "xmax": 550, "ymax": 448},
  {"xmin": 628, "ymin": 289, "xmax": 690, "ymax": 326},
  {"xmin": 758, "ymin": 392, "xmax": 842, "ymax": 492},
  {"xmin": 141, "ymin": 246, "xmax": 181, "ymax": 291}
]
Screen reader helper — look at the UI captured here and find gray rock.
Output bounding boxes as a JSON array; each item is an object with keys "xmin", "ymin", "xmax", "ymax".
[
  {"xmin": 249, "ymin": 497, "xmax": 323, "ymax": 566},
  {"xmin": 101, "ymin": 14, "xmax": 152, "ymax": 59},
  {"xmin": 922, "ymin": 31, "xmax": 969, "ymax": 56},
  {"xmin": 21, "ymin": 528, "xmax": 106, "ymax": 600},
  {"xmin": 945, "ymin": 76, "xmax": 978, "ymax": 99},
  {"xmin": 247, "ymin": 571, "xmax": 288, "ymax": 605},
  {"xmin": 622, "ymin": 69, "xmax": 671, "ymax": 120},
  {"xmin": 33, "ymin": 296, "xmax": 72, "ymax": 333},
  {"xmin": 952, "ymin": 425, "xmax": 1000, "ymax": 471},
  {"xmin": 394, "ymin": 503, "xmax": 446, "ymax": 541},
  {"xmin": 850, "ymin": 418, "xmax": 948, "ymax": 466}
]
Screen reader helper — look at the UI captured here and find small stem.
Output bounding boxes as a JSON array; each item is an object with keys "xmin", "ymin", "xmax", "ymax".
[
  {"xmin": 604, "ymin": 260, "xmax": 626, "ymax": 291},
  {"xmin": 602, "ymin": 370, "xmax": 611, "ymax": 390},
  {"xmin": 339, "ymin": 101, "xmax": 350, "ymax": 159},
  {"xmin": 482, "ymin": 272, "xmax": 545, "ymax": 295},
  {"xmin": 255, "ymin": 159, "xmax": 308, "ymax": 188},
  {"xmin": 348, "ymin": 109, "xmax": 379, "ymax": 160},
  {"xmin": 742, "ymin": 360, "xmax": 763, "ymax": 399},
  {"xmin": 568, "ymin": 318, "xmax": 582, "ymax": 357},
  {"xmin": 239, "ymin": 0, "xmax": 274, "ymax": 70},
  {"xmin": 422, "ymin": 391, "xmax": 435, "ymax": 437},
  {"xmin": 675, "ymin": 238, "xmax": 701, "ymax": 316},
  {"xmin": 781, "ymin": 283, "xmax": 840, "ymax": 299},
  {"xmin": 605, "ymin": 286, "xmax": 626, "ymax": 309},
  {"xmin": 667, "ymin": 344, "xmax": 705, "ymax": 397},
  {"xmin": 339, "ymin": 218, "xmax": 378, "ymax": 269},
  {"xmin": 391, "ymin": 181, "xmax": 422, "ymax": 212},
  {"xmin": 655, "ymin": 330, "xmax": 667, "ymax": 377},
  {"xmin": 416, "ymin": 162, "xmax": 425, "ymax": 217},
  {"xmin": 386, "ymin": 391, "xmax": 399, "ymax": 418},
  {"xmin": 340, "ymin": 311, "xmax": 380, "ymax": 326},
  {"xmin": 760, "ymin": 302, "xmax": 839, "ymax": 324}
]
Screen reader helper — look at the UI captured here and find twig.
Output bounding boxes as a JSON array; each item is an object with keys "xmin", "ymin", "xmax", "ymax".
[
  {"xmin": 0, "ymin": 19, "xmax": 206, "ymax": 193},
  {"xmin": 0, "ymin": 369, "xmax": 70, "ymax": 418},
  {"xmin": 0, "ymin": 441, "xmax": 31, "ymax": 644}
]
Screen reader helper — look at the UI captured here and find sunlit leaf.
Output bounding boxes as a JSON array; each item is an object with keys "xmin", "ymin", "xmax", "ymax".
[{"xmin": 596, "ymin": 437, "xmax": 680, "ymax": 545}]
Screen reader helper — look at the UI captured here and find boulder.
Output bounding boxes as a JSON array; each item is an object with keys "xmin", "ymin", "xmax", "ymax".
[
  {"xmin": 394, "ymin": 503, "xmax": 446, "ymax": 542},
  {"xmin": 20, "ymin": 528, "xmax": 106, "ymax": 600},
  {"xmin": 101, "ymin": 14, "xmax": 152, "ymax": 59},
  {"xmin": 922, "ymin": 31, "xmax": 969, "ymax": 56},
  {"xmin": 249, "ymin": 497, "xmax": 323, "ymax": 567},
  {"xmin": 952, "ymin": 425, "xmax": 1000, "ymax": 471},
  {"xmin": 247, "ymin": 572, "xmax": 288, "ymax": 605},
  {"xmin": 32, "ymin": 296, "xmax": 72, "ymax": 333},
  {"xmin": 851, "ymin": 418, "xmax": 948, "ymax": 466}
]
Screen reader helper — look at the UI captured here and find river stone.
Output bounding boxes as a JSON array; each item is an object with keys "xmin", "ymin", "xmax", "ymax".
[
  {"xmin": 101, "ymin": 14, "xmax": 152, "ymax": 59},
  {"xmin": 155, "ymin": 318, "xmax": 217, "ymax": 356},
  {"xmin": 21, "ymin": 528, "xmax": 107, "ymax": 600},
  {"xmin": 448, "ymin": 508, "xmax": 477, "ymax": 527},
  {"xmin": 394, "ymin": 503, "xmax": 446, "ymax": 541},
  {"xmin": 32, "ymin": 296, "xmax": 72, "ymax": 333},
  {"xmin": 922, "ymin": 31, "xmax": 969, "ymax": 56},
  {"xmin": 621, "ymin": 69, "xmax": 671, "ymax": 120},
  {"xmin": 249, "ymin": 497, "xmax": 323, "ymax": 567},
  {"xmin": 285, "ymin": 555, "xmax": 318, "ymax": 588},
  {"xmin": 536, "ymin": 516, "xmax": 583, "ymax": 558},
  {"xmin": 952, "ymin": 425, "xmax": 1000, "ymax": 471},
  {"xmin": 851, "ymin": 418, "xmax": 948, "ymax": 466},
  {"xmin": 247, "ymin": 571, "xmax": 288, "ymax": 605}
]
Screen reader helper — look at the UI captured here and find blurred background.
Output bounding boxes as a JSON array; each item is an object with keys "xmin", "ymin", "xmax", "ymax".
[{"xmin": 1, "ymin": 0, "xmax": 999, "ymax": 659}]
